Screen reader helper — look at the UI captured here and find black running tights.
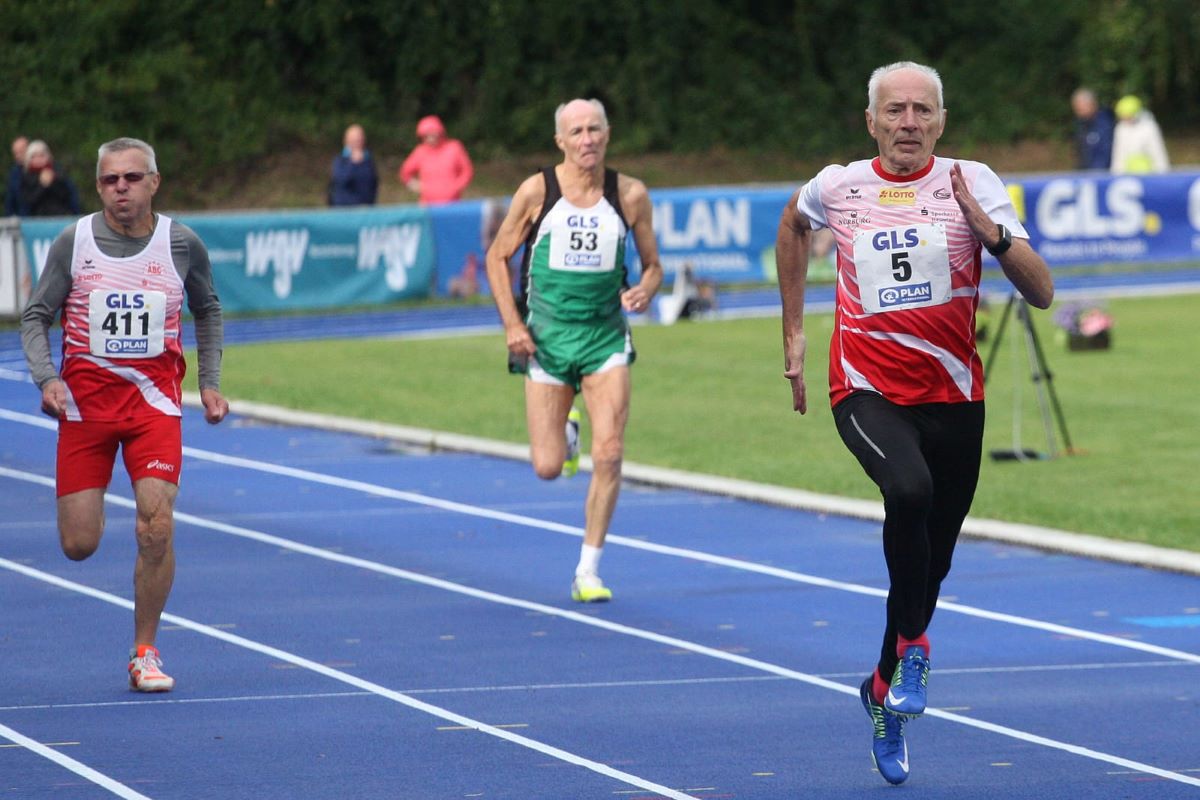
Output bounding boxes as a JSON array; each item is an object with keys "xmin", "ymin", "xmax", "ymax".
[{"xmin": 833, "ymin": 391, "xmax": 985, "ymax": 681}]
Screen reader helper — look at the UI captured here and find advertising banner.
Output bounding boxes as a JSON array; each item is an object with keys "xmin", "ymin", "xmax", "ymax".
[
  {"xmin": 21, "ymin": 205, "xmax": 437, "ymax": 313},
  {"xmin": 17, "ymin": 170, "xmax": 1200, "ymax": 314},
  {"xmin": 1003, "ymin": 170, "xmax": 1200, "ymax": 266}
]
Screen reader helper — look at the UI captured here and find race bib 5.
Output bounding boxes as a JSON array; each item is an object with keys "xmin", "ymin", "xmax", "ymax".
[{"xmin": 852, "ymin": 223, "xmax": 952, "ymax": 314}]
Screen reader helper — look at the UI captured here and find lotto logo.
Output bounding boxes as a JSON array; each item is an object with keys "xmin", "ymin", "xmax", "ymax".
[
  {"xmin": 878, "ymin": 188, "xmax": 917, "ymax": 206},
  {"xmin": 879, "ymin": 283, "xmax": 932, "ymax": 307}
]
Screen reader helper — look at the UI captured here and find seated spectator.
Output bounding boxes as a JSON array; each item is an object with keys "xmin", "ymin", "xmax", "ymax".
[
  {"xmin": 656, "ymin": 264, "xmax": 717, "ymax": 325},
  {"xmin": 5, "ymin": 136, "xmax": 28, "ymax": 216},
  {"xmin": 447, "ymin": 252, "xmax": 480, "ymax": 298},
  {"xmin": 19, "ymin": 140, "xmax": 81, "ymax": 217},
  {"xmin": 328, "ymin": 123, "xmax": 378, "ymax": 206},
  {"xmin": 399, "ymin": 115, "xmax": 473, "ymax": 204},
  {"xmin": 1111, "ymin": 95, "xmax": 1169, "ymax": 174}
]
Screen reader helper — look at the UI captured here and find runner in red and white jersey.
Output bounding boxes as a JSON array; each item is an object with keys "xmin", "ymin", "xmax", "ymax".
[
  {"xmin": 798, "ymin": 155, "xmax": 1026, "ymax": 406},
  {"xmin": 776, "ymin": 62, "xmax": 1053, "ymax": 785},
  {"xmin": 56, "ymin": 207, "xmax": 187, "ymax": 420},
  {"xmin": 20, "ymin": 137, "xmax": 228, "ymax": 693}
]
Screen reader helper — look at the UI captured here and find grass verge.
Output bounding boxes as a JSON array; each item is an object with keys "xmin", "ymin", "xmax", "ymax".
[{"xmin": 214, "ymin": 293, "xmax": 1200, "ymax": 553}]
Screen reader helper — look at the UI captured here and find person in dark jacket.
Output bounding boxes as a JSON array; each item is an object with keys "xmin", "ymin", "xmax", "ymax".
[
  {"xmin": 328, "ymin": 124, "xmax": 379, "ymax": 206},
  {"xmin": 19, "ymin": 140, "xmax": 82, "ymax": 217},
  {"xmin": 1071, "ymin": 87, "xmax": 1115, "ymax": 171},
  {"xmin": 5, "ymin": 136, "xmax": 29, "ymax": 216}
]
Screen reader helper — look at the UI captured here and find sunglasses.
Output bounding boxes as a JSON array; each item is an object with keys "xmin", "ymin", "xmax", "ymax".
[{"xmin": 98, "ymin": 171, "xmax": 153, "ymax": 186}]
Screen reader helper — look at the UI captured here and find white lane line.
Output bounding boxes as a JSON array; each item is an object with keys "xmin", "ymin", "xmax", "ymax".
[
  {"xmin": 1, "ymin": 659, "xmax": 1190, "ymax": 715},
  {"xmin": 0, "ymin": 557, "xmax": 698, "ymax": 800},
  {"xmin": 1, "ymin": 431, "xmax": 1198, "ymax": 667},
  {"xmin": 0, "ymin": 721, "xmax": 153, "ymax": 800},
  {"xmin": 4, "ymin": 516, "xmax": 1199, "ymax": 788}
]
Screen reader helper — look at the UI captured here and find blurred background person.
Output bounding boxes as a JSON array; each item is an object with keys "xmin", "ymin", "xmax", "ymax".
[
  {"xmin": 1111, "ymin": 94, "xmax": 1170, "ymax": 174},
  {"xmin": 1070, "ymin": 87, "xmax": 1114, "ymax": 171},
  {"xmin": 399, "ymin": 115, "xmax": 473, "ymax": 205},
  {"xmin": 19, "ymin": 139, "xmax": 81, "ymax": 217},
  {"xmin": 327, "ymin": 123, "xmax": 378, "ymax": 206},
  {"xmin": 5, "ymin": 135, "xmax": 29, "ymax": 216}
]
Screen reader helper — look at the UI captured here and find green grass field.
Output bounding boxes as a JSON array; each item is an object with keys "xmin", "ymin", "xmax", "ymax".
[{"xmin": 215, "ymin": 292, "xmax": 1200, "ymax": 553}]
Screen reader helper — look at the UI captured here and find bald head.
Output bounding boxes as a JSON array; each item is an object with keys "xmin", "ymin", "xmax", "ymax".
[{"xmin": 555, "ymin": 99, "xmax": 608, "ymax": 136}]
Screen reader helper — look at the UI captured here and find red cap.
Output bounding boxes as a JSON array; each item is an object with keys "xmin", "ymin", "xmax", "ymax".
[{"xmin": 416, "ymin": 115, "xmax": 446, "ymax": 138}]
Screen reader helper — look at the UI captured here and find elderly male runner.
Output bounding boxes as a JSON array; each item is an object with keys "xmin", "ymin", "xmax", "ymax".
[
  {"xmin": 776, "ymin": 62, "xmax": 1053, "ymax": 784},
  {"xmin": 485, "ymin": 98, "xmax": 662, "ymax": 602},
  {"xmin": 21, "ymin": 137, "xmax": 228, "ymax": 691}
]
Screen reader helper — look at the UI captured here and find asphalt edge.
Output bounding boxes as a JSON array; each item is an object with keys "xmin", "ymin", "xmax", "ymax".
[{"xmin": 192, "ymin": 394, "xmax": 1200, "ymax": 577}]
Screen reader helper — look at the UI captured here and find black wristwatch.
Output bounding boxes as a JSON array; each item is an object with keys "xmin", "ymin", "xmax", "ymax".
[{"xmin": 985, "ymin": 223, "xmax": 1012, "ymax": 257}]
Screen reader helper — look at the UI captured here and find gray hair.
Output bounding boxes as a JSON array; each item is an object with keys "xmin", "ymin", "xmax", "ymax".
[
  {"xmin": 97, "ymin": 137, "xmax": 158, "ymax": 178},
  {"xmin": 554, "ymin": 99, "xmax": 609, "ymax": 135},
  {"xmin": 24, "ymin": 139, "xmax": 51, "ymax": 168},
  {"xmin": 867, "ymin": 61, "xmax": 944, "ymax": 114}
]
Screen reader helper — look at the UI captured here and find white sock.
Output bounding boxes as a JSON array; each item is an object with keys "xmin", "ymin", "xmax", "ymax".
[{"xmin": 576, "ymin": 544, "xmax": 603, "ymax": 576}]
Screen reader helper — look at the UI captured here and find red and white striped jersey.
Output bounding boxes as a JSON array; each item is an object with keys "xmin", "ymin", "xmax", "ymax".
[
  {"xmin": 797, "ymin": 156, "xmax": 1025, "ymax": 407},
  {"xmin": 59, "ymin": 213, "xmax": 186, "ymax": 421}
]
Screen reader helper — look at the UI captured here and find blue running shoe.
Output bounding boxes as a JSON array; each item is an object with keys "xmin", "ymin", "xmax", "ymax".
[
  {"xmin": 885, "ymin": 645, "xmax": 930, "ymax": 717},
  {"xmin": 860, "ymin": 678, "xmax": 909, "ymax": 785}
]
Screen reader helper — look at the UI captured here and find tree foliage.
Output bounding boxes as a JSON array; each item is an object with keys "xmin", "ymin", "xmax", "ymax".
[{"xmin": 1, "ymin": 0, "xmax": 1195, "ymax": 208}]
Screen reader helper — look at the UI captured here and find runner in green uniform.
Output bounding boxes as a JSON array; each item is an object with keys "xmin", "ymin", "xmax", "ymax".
[{"xmin": 486, "ymin": 98, "xmax": 662, "ymax": 602}]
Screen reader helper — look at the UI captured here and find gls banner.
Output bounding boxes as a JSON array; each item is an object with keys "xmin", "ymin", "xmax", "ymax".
[
  {"xmin": 1001, "ymin": 170, "xmax": 1200, "ymax": 266},
  {"xmin": 21, "ymin": 205, "xmax": 436, "ymax": 313}
]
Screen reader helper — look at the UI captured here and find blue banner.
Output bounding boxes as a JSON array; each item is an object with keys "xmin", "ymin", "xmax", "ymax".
[
  {"xmin": 647, "ymin": 185, "xmax": 795, "ymax": 285},
  {"xmin": 1002, "ymin": 170, "xmax": 1200, "ymax": 266},
  {"xmin": 18, "ymin": 170, "xmax": 1200, "ymax": 314}
]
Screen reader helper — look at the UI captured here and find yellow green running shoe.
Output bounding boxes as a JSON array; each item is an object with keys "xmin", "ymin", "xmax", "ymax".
[
  {"xmin": 562, "ymin": 407, "xmax": 582, "ymax": 478},
  {"xmin": 571, "ymin": 572, "xmax": 612, "ymax": 603}
]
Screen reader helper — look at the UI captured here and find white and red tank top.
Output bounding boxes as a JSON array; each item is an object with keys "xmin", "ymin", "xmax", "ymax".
[
  {"xmin": 797, "ymin": 156, "xmax": 1025, "ymax": 406},
  {"xmin": 59, "ymin": 213, "xmax": 186, "ymax": 421}
]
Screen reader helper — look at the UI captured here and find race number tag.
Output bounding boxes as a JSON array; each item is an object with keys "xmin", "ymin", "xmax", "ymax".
[
  {"xmin": 548, "ymin": 212, "xmax": 621, "ymax": 272},
  {"xmin": 88, "ymin": 290, "xmax": 167, "ymax": 358},
  {"xmin": 853, "ymin": 223, "xmax": 952, "ymax": 314}
]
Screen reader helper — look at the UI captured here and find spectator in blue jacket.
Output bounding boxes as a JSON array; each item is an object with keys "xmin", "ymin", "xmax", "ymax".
[
  {"xmin": 1071, "ymin": 87, "xmax": 1114, "ymax": 171},
  {"xmin": 5, "ymin": 136, "xmax": 29, "ymax": 216},
  {"xmin": 328, "ymin": 123, "xmax": 379, "ymax": 206}
]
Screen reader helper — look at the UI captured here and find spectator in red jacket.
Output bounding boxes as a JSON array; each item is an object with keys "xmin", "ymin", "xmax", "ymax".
[{"xmin": 399, "ymin": 115, "xmax": 473, "ymax": 204}]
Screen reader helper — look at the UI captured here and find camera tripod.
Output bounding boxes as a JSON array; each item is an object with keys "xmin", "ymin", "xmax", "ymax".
[{"xmin": 981, "ymin": 292, "xmax": 1074, "ymax": 461}]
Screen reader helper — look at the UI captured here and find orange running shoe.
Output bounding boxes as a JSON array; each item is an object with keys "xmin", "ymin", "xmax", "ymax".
[{"xmin": 128, "ymin": 644, "xmax": 175, "ymax": 692}]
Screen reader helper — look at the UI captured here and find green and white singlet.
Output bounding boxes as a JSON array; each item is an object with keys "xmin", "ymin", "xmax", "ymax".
[{"xmin": 516, "ymin": 167, "xmax": 634, "ymax": 389}]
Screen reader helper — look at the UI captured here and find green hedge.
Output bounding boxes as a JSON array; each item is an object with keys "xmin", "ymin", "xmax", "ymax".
[{"xmin": 3, "ymin": 0, "xmax": 1196, "ymax": 209}]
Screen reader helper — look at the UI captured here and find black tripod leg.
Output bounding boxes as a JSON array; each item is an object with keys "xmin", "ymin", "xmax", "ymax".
[
  {"xmin": 1021, "ymin": 302, "xmax": 1075, "ymax": 453},
  {"xmin": 983, "ymin": 293, "xmax": 1017, "ymax": 383}
]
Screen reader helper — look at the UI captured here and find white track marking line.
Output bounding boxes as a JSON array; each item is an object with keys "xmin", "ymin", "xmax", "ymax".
[
  {"xmin": 0, "ymin": 721, "xmax": 154, "ymax": 800},
  {"xmin": 3, "ymin": 494, "xmax": 1199, "ymax": 787},
  {"xmin": 0, "ymin": 417, "xmax": 1197, "ymax": 667},
  {"xmin": 0, "ymin": 557, "xmax": 697, "ymax": 800},
  {"xmin": 0, "ymin": 659, "xmax": 1189, "ymax": 714}
]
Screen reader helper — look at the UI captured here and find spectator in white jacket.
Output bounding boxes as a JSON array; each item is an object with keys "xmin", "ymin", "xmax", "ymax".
[{"xmin": 1111, "ymin": 95, "xmax": 1169, "ymax": 174}]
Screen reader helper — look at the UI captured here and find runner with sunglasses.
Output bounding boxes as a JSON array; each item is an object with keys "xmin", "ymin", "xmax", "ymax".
[{"xmin": 21, "ymin": 137, "xmax": 228, "ymax": 692}]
